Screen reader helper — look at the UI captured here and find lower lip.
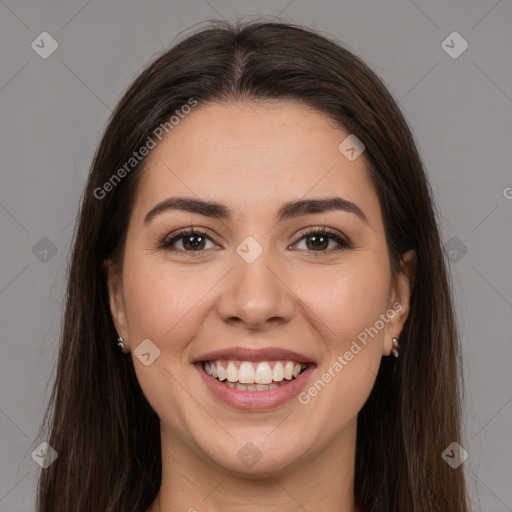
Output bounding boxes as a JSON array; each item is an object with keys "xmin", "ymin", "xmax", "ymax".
[{"xmin": 195, "ymin": 362, "xmax": 315, "ymax": 411}]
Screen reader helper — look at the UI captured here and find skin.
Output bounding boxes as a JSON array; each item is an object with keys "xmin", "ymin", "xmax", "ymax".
[{"xmin": 104, "ymin": 100, "xmax": 416, "ymax": 512}]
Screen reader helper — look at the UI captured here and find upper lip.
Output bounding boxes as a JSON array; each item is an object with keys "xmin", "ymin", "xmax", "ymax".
[{"xmin": 193, "ymin": 346, "xmax": 316, "ymax": 364}]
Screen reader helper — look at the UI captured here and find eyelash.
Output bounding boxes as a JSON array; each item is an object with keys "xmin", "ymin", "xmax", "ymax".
[{"xmin": 158, "ymin": 226, "xmax": 352, "ymax": 256}]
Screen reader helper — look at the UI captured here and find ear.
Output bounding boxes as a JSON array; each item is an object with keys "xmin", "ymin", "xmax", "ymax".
[
  {"xmin": 383, "ymin": 248, "xmax": 417, "ymax": 356},
  {"xmin": 103, "ymin": 258, "xmax": 130, "ymax": 350}
]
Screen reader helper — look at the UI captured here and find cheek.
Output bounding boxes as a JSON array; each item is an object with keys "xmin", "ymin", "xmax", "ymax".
[
  {"xmin": 292, "ymin": 277, "xmax": 390, "ymax": 446},
  {"xmin": 122, "ymin": 254, "xmax": 203, "ymax": 344},
  {"xmin": 120, "ymin": 256, "xmax": 205, "ymax": 427},
  {"xmin": 301, "ymin": 257, "xmax": 391, "ymax": 351}
]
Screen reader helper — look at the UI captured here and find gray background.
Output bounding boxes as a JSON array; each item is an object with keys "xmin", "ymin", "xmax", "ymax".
[{"xmin": 0, "ymin": 0, "xmax": 511, "ymax": 510}]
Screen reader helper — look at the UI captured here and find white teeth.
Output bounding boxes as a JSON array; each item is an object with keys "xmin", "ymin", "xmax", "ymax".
[
  {"xmin": 254, "ymin": 362, "xmax": 273, "ymax": 384},
  {"xmin": 284, "ymin": 361, "xmax": 294, "ymax": 380},
  {"xmin": 216, "ymin": 362, "xmax": 226, "ymax": 381},
  {"xmin": 203, "ymin": 359, "xmax": 309, "ymax": 390},
  {"xmin": 238, "ymin": 361, "xmax": 255, "ymax": 383},
  {"xmin": 226, "ymin": 361, "xmax": 238, "ymax": 383},
  {"xmin": 272, "ymin": 362, "xmax": 284, "ymax": 381}
]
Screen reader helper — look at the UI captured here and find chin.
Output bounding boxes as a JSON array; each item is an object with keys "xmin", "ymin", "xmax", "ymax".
[{"xmin": 195, "ymin": 430, "xmax": 310, "ymax": 477}]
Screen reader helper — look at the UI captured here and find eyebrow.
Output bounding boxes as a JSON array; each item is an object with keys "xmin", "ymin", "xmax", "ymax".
[{"xmin": 143, "ymin": 196, "xmax": 368, "ymax": 225}]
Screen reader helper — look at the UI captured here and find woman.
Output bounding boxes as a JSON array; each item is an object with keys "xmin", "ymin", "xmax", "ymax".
[{"xmin": 35, "ymin": 20, "xmax": 469, "ymax": 511}]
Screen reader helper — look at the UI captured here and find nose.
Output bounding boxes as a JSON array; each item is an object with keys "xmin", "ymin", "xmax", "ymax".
[{"xmin": 216, "ymin": 249, "xmax": 295, "ymax": 331}]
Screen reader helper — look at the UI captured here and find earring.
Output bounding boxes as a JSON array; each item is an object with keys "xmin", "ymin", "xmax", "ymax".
[
  {"xmin": 117, "ymin": 335, "xmax": 125, "ymax": 351},
  {"xmin": 392, "ymin": 337, "xmax": 400, "ymax": 358}
]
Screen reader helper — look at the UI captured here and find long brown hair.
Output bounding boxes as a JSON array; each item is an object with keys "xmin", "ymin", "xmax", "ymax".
[{"xmin": 35, "ymin": 20, "xmax": 468, "ymax": 511}]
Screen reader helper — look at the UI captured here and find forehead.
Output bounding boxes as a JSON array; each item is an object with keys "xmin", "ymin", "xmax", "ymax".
[{"xmin": 131, "ymin": 100, "xmax": 381, "ymax": 227}]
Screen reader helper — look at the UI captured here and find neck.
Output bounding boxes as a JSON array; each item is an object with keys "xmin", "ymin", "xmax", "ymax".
[{"xmin": 148, "ymin": 418, "xmax": 359, "ymax": 512}]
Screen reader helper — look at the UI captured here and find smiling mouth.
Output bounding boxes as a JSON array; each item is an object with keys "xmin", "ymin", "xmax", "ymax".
[{"xmin": 202, "ymin": 360, "xmax": 309, "ymax": 392}]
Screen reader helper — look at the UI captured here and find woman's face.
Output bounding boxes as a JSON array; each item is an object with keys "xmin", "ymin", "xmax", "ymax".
[{"xmin": 105, "ymin": 100, "xmax": 415, "ymax": 476}]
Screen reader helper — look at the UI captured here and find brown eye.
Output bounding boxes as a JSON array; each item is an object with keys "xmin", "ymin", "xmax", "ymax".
[
  {"xmin": 179, "ymin": 233, "xmax": 207, "ymax": 251},
  {"xmin": 160, "ymin": 229, "xmax": 219, "ymax": 252},
  {"xmin": 293, "ymin": 227, "xmax": 352, "ymax": 253},
  {"xmin": 304, "ymin": 233, "xmax": 331, "ymax": 251}
]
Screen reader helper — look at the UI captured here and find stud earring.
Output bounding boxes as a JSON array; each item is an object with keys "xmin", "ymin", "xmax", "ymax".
[
  {"xmin": 117, "ymin": 335, "xmax": 125, "ymax": 351},
  {"xmin": 392, "ymin": 337, "xmax": 400, "ymax": 358}
]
